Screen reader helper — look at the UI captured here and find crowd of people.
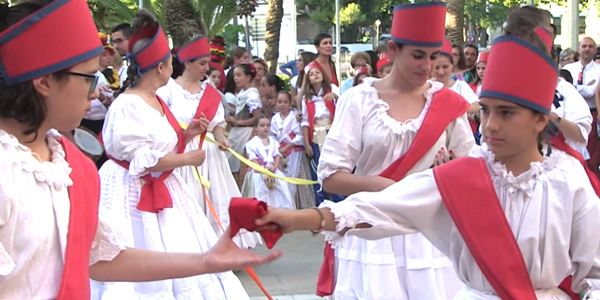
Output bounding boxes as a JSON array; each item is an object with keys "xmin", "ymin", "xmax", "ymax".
[{"xmin": 1, "ymin": 0, "xmax": 600, "ymax": 299}]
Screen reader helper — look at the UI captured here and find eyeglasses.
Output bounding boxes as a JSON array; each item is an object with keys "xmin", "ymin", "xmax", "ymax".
[{"xmin": 59, "ymin": 71, "xmax": 99, "ymax": 94}]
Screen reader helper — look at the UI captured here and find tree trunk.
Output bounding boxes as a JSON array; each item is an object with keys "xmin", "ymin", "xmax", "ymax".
[
  {"xmin": 165, "ymin": 0, "xmax": 206, "ymax": 47},
  {"xmin": 446, "ymin": 0, "xmax": 465, "ymax": 46},
  {"xmin": 263, "ymin": 0, "xmax": 284, "ymax": 73}
]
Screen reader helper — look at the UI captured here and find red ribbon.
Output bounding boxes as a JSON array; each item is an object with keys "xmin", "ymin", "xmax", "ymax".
[{"xmin": 229, "ymin": 197, "xmax": 282, "ymax": 249}]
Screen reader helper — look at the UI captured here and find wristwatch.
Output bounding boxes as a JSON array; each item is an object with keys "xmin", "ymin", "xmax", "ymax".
[{"xmin": 555, "ymin": 116, "xmax": 562, "ymax": 124}]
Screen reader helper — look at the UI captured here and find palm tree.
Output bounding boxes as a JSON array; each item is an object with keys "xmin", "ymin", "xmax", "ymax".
[
  {"xmin": 191, "ymin": 0, "xmax": 239, "ymax": 38},
  {"xmin": 263, "ymin": 0, "xmax": 284, "ymax": 73},
  {"xmin": 165, "ymin": 0, "xmax": 206, "ymax": 47},
  {"xmin": 446, "ymin": 0, "xmax": 465, "ymax": 45}
]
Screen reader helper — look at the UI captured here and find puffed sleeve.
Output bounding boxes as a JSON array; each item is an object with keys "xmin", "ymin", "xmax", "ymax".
[
  {"xmin": 102, "ymin": 95, "xmax": 171, "ymax": 177},
  {"xmin": 89, "ymin": 212, "xmax": 128, "ymax": 265},
  {"xmin": 155, "ymin": 78, "xmax": 176, "ymax": 107},
  {"xmin": 457, "ymin": 81, "xmax": 479, "ymax": 104},
  {"xmin": 209, "ymin": 102, "xmax": 227, "ymax": 131},
  {"xmin": 319, "ymin": 169, "xmax": 452, "ymax": 254},
  {"xmin": 245, "ymin": 88, "xmax": 262, "ymax": 113},
  {"xmin": 569, "ymin": 181, "xmax": 600, "ymax": 294},
  {"xmin": 301, "ymin": 98, "xmax": 309, "ymax": 128},
  {"xmin": 245, "ymin": 139, "xmax": 257, "ymax": 161},
  {"xmin": 317, "ymin": 89, "xmax": 364, "ymax": 182},
  {"xmin": 446, "ymin": 113, "xmax": 476, "ymax": 158},
  {"xmin": 557, "ymin": 79, "xmax": 593, "ymax": 147}
]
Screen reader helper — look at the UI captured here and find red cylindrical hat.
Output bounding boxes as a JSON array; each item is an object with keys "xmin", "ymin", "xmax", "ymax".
[
  {"xmin": 391, "ymin": 2, "xmax": 447, "ymax": 47},
  {"xmin": 128, "ymin": 24, "xmax": 170, "ymax": 74},
  {"xmin": 177, "ymin": 36, "xmax": 210, "ymax": 63},
  {"xmin": 534, "ymin": 26, "xmax": 553, "ymax": 54},
  {"xmin": 0, "ymin": 0, "xmax": 102, "ymax": 85},
  {"xmin": 477, "ymin": 51, "xmax": 490, "ymax": 64},
  {"xmin": 441, "ymin": 39, "xmax": 452, "ymax": 55},
  {"xmin": 480, "ymin": 35, "xmax": 557, "ymax": 114}
]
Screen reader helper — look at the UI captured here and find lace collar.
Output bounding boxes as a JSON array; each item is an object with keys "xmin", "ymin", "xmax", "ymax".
[
  {"xmin": 0, "ymin": 129, "xmax": 73, "ymax": 190},
  {"xmin": 358, "ymin": 78, "xmax": 443, "ymax": 135}
]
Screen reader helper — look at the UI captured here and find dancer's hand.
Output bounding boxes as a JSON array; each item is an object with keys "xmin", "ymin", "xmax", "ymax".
[
  {"xmin": 204, "ymin": 229, "xmax": 282, "ymax": 273},
  {"xmin": 185, "ymin": 114, "xmax": 209, "ymax": 140},
  {"xmin": 304, "ymin": 143, "xmax": 313, "ymax": 158},
  {"xmin": 433, "ymin": 147, "xmax": 455, "ymax": 167},
  {"xmin": 256, "ymin": 207, "xmax": 300, "ymax": 234}
]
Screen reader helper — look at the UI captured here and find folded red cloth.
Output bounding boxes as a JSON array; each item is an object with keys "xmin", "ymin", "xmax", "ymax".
[{"xmin": 229, "ymin": 197, "xmax": 282, "ymax": 249}]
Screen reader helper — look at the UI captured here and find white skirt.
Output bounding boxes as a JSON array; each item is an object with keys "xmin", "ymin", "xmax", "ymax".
[
  {"xmin": 333, "ymin": 233, "xmax": 463, "ymax": 300},
  {"xmin": 227, "ymin": 126, "xmax": 253, "ymax": 172},
  {"xmin": 92, "ymin": 160, "xmax": 249, "ymax": 300},
  {"xmin": 241, "ymin": 170, "xmax": 295, "ymax": 209}
]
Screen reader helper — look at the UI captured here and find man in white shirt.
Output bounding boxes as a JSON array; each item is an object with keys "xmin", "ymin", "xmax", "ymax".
[
  {"xmin": 110, "ymin": 23, "xmax": 132, "ymax": 85},
  {"xmin": 564, "ymin": 37, "xmax": 600, "ymax": 176}
]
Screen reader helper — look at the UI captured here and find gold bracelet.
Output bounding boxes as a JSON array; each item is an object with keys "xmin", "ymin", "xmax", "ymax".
[{"xmin": 309, "ymin": 207, "xmax": 325, "ymax": 234}]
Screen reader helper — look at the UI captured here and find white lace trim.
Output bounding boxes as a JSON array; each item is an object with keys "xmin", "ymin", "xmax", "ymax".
[
  {"xmin": 0, "ymin": 129, "xmax": 72, "ymax": 190},
  {"xmin": 359, "ymin": 78, "xmax": 443, "ymax": 136},
  {"xmin": 483, "ymin": 150, "xmax": 559, "ymax": 197},
  {"xmin": 319, "ymin": 200, "xmax": 364, "ymax": 249},
  {"xmin": 90, "ymin": 216, "xmax": 127, "ymax": 265}
]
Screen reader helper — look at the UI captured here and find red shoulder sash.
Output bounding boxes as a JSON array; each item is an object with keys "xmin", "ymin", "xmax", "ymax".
[
  {"xmin": 433, "ymin": 157, "xmax": 536, "ymax": 300},
  {"xmin": 306, "ymin": 97, "xmax": 335, "ymax": 144},
  {"xmin": 56, "ymin": 137, "xmax": 100, "ymax": 300},
  {"xmin": 193, "ymin": 84, "xmax": 222, "ymax": 149},
  {"xmin": 379, "ymin": 88, "xmax": 470, "ymax": 181},
  {"xmin": 551, "ymin": 133, "xmax": 600, "ymax": 196}
]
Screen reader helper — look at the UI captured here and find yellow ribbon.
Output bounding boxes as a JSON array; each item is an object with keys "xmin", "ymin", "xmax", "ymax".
[
  {"xmin": 204, "ymin": 135, "xmax": 318, "ymax": 186},
  {"xmin": 179, "ymin": 121, "xmax": 317, "ymax": 186}
]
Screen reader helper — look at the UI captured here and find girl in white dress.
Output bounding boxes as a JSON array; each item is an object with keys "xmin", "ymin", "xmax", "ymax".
[
  {"xmin": 242, "ymin": 116, "xmax": 294, "ymax": 209},
  {"xmin": 271, "ymin": 91, "xmax": 315, "ymax": 208},
  {"xmin": 94, "ymin": 12, "xmax": 250, "ymax": 299},
  {"xmin": 156, "ymin": 36, "xmax": 262, "ymax": 248},
  {"xmin": 258, "ymin": 31, "xmax": 600, "ymax": 300},
  {"xmin": 225, "ymin": 63, "xmax": 263, "ymax": 186},
  {"xmin": 309, "ymin": 3, "xmax": 473, "ymax": 299},
  {"xmin": 0, "ymin": 4, "xmax": 279, "ymax": 300}
]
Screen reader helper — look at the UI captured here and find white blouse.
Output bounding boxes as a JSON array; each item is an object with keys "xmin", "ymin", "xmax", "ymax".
[
  {"xmin": 226, "ymin": 87, "xmax": 262, "ymax": 115},
  {"xmin": 245, "ymin": 136, "xmax": 281, "ymax": 168},
  {"xmin": 300, "ymin": 84, "xmax": 340, "ymax": 128},
  {"xmin": 317, "ymin": 78, "xmax": 475, "ymax": 182},
  {"xmin": 554, "ymin": 77, "xmax": 593, "ymax": 156},
  {"xmin": 322, "ymin": 147, "xmax": 600, "ymax": 297},
  {"xmin": 102, "ymin": 93, "xmax": 179, "ymax": 177},
  {"xmin": 450, "ymin": 79, "xmax": 479, "ymax": 104},
  {"xmin": 0, "ymin": 130, "xmax": 124, "ymax": 299},
  {"xmin": 156, "ymin": 78, "xmax": 226, "ymax": 131},
  {"xmin": 270, "ymin": 111, "xmax": 303, "ymax": 146}
]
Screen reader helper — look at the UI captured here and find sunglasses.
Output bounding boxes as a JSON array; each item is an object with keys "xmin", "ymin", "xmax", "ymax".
[{"xmin": 59, "ymin": 71, "xmax": 99, "ymax": 94}]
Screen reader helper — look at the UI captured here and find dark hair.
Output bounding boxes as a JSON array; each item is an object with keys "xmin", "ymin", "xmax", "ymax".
[
  {"xmin": 504, "ymin": 6, "xmax": 550, "ymax": 53},
  {"xmin": 125, "ymin": 9, "xmax": 167, "ymax": 87},
  {"xmin": 263, "ymin": 74, "xmax": 284, "ymax": 93},
  {"xmin": 0, "ymin": 0, "xmax": 65, "ymax": 140},
  {"xmin": 296, "ymin": 51, "xmax": 317, "ymax": 89},
  {"xmin": 225, "ymin": 47, "xmax": 248, "ymax": 69},
  {"xmin": 111, "ymin": 22, "xmax": 132, "ymax": 38},
  {"xmin": 224, "ymin": 68, "xmax": 236, "ymax": 94},
  {"xmin": 313, "ymin": 33, "xmax": 332, "ymax": 48},
  {"xmin": 559, "ymin": 69, "xmax": 573, "ymax": 84},
  {"xmin": 254, "ymin": 114, "xmax": 270, "ymax": 127},
  {"xmin": 365, "ymin": 50, "xmax": 378, "ymax": 74},
  {"xmin": 464, "ymin": 44, "xmax": 478, "ymax": 53},
  {"xmin": 171, "ymin": 49, "xmax": 184, "ymax": 79},
  {"xmin": 452, "ymin": 44, "xmax": 467, "ymax": 70},
  {"xmin": 235, "ymin": 63, "xmax": 257, "ymax": 80},
  {"xmin": 277, "ymin": 91, "xmax": 292, "ymax": 102},
  {"xmin": 438, "ymin": 52, "xmax": 454, "ymax": 65}
]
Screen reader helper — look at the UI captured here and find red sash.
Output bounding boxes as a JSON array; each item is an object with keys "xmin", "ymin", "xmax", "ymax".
[
  {"xmin": 551, "ymin": 133, "xmax": 600, "ymax": 196},
  {"xmin": 379, "ymin": 88, "xmax": 470, "ymax": 181},
  {"xmin": 110, "ymin": 96, "xmax": 186, "ymax": 213},
  {"xmin": 193, "ymin": 84, "xmax": 222, "ymax": 149},
  {"xmin": 56, "ymin": 137, "xmax": 100, "ymax": 300},
  {"xmin": 316, "ymin": 88, "xmax": 470, "ymax": 296},
  {"xmin": 306, "ymin": 96, "xmax": 335, "ymax": 144},
  {"xmin": 433, "ymin": 157, "xmax": 537, "ymax": 299}
]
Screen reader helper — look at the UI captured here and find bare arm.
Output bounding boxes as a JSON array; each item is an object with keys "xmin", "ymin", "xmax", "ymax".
[
  {"xmin": 235, "ymin": 108, "xmax": 263, "ymax": 127},
  {"xmin": 323, "ymin": 172, "xmax": 395, "ymax": 195},
  {"xmin": 552, "ymin": 113, "xmax": 587, "ymax": 143},
  {"xmin": 90, "ymin": 232, "xmax": 281, "ymax": 282},
  {"xmin": 148, "ymin": 150, "xmax": 205, "ymax": 172}
]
